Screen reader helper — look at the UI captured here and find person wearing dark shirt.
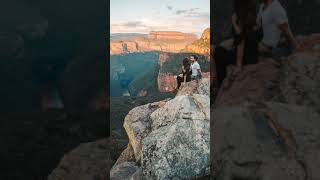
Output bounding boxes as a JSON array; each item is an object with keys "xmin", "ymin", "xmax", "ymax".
[
  {"xmin": 176, "ymin": 57, "xmax": 192, "ymax": 90},
  {"xmin": 214, "ymin": 0, "xmax": 261, "ymax": 87}
]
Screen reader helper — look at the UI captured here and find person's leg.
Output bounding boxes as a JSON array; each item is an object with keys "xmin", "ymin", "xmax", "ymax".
[
  {"xmin": 186, "ymin": 74, "xmax": 191, "ymax": 82},
  {"xmin": 214, "ymin": 46, "xmax": 235, "ymax": 87},
  {"xmin": 271, "ymin": 47, "xmax": 291, "ymax": 58},
  {"xmin": 176, "ymin": 76, "xmax": 182, "ymax": 89}
]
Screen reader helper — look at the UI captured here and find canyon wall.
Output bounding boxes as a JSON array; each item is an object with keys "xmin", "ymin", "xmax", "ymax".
[
  {"xmin": 110, "ymin": 31, "xmax": 197, "ymax": 55},
  {"xmin": 184, "ymin": 28, "xmax": 211, "ymax": 55},
  {"xmin": 148, "ymin": 31, "xmax": 197, "ymax": 40}
]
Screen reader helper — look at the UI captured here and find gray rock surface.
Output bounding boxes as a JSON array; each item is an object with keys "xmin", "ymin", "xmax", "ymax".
[
  {"xmin": 113, "ymin": 78, "xmax": 210, "ymax": 180},
  {"xmin": 48, "ymin": 139, "xmax": 109, "ymax": 180},
  {"xmin": 110, "ymin": 161, "xmax": 140, "ymax": 180},
  {"xmin": 281, "ymin": 51, "xmax": 320, "ymax": 112},
  {"xmin": 212, "ymin": 102, "xmax": 320, "ymax": 180},
  {"xmin": 211, "ymin": 36, "xmax": 320, "ymax": 179}
]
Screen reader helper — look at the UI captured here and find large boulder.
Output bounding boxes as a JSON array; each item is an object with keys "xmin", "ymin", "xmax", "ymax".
[
  {"xmin": 214, "ymin": 59, "xmax": 282, "ymax": 106},
  {"xmin": 48, "ymin": 139, "xmax": 109, "ymax": 180},
  {"xmin": 280, "ymin": 39, "xmax": 320, "ymax": 112},
  {"xmin": 112, "ymin": 78, "xmax": 210, "ymax": 179},
  {"xmin": 211, "ymin": 35, "xmax": 320, "ymax": 179},
  {"xmin": 110, "ymin": 161, "xmax": 141, "ymax": 180},
  {"xmin": 212, "ymin": 102, "xmax": 320, "ymax": 180}
]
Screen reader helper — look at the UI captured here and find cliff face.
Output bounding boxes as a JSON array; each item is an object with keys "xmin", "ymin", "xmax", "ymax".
[
  {"xmin": 148, "ymin": 31, "xmax": 197, "ymax": 40},
  {"xmin": 184, "ymin": 28, "xmax": 211, "ymax": 55},
  {"xmin": 111, "ymin": 78, "xmax": 210, "ymax": 179},
  {"xmin": 110, "ymin": 31, "xmax": 197, "ymax": 55},
  {"xmin": 212, "ymin": 34, "xmax": 320, "ymax": 179}
]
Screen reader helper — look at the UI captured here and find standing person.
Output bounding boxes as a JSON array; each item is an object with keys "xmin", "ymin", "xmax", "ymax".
[
  {"xmin": 176, "ymin": 57, "xmax": 192, "ymax": 90},
  {"xmin": 190, "ymin": 55, "xmax": 202, "ymax": 80},
  {"xmin": 214, "ymin": 0, "xmax": 260, "ymax": 87},
  {"xmin": 257, "ymin": 0, "xmax": 300, "ymax": 57}
]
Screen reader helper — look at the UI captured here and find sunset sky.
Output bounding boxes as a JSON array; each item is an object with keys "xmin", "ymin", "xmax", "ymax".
[{"xmin": 110, "ymin": 0, "xmax": 210, "ymax": 37}]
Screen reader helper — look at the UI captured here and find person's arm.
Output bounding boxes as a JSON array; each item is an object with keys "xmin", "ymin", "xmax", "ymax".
[
  {"xmin": 197, "ymin": 64, "xmax": 202, "ymax": 77},
  {"xmin": 232, "ymin": 14, "xmax": 241, "ymax": 34},
  {"xmin": 274, "ymin": 6, "xmax": 300, "ymax": 51},
  {"xmin": 236, "ymin": 40, "xmax": 245, "ymax": 71},
  {"xmin": 278, "ymin": 23, "xmax": 300, "ymax": 50}
]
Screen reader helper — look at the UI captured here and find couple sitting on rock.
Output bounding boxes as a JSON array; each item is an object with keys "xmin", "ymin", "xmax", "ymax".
[
  {"xmin": 175, "ymin": 55, "xmax": 202, "ymax": 91},
  {"xmin": 214, "ymin": 0, "xmax": 301, "ymax": 88}
]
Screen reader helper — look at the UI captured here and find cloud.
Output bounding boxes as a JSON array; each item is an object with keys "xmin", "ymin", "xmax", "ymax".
[
  {"xmin": 111, "ymin": 7, "xmax": 209, "ymax": 36},
  {"xmin": 175, "ymin": 8, "xmax": 200, "ymax": 15},
  {"xmin": 122, "ymin": 21, "xmax": 146, "ymax": 28},
  {"xmin": 111, "ymin": 21, "xmax": 149, "ymax": 33}
]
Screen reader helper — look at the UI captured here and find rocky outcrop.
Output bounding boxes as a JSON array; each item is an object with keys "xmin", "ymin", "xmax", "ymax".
[
  {"xmin": 212, "ymin": 102, "xmax": 320, "ymax": 180},
  {"xmin": 214, "ymin": 58, "xmax": 282, "ymax": 106},
  {"xmin": 211, "ymin": 35, "xmax": 320, "ymax": 179},
  {"xmin": 157, "ymin": 73, "xmax": 177, "ymax": 92},
  {"xmin": 110, "ymin": 31, "xmax": 198, "ymax": 55},
  {"xmin": 184, "ymin": 28, "xmax": 211, "ymax": 55},
  {"xmin": 158, "ymin": 52, "xmax": 170, "ymax": 66},
  {"xmin": 48, "ymin": 139, "xmax": 109, "ymax": 180},
  {"xmin": 111, "ymin": 78, "xmax": 210, "ymax": 179},
  {"xmin": 158, "ymin": 72, "xmax": 211, "ymax": 93}
]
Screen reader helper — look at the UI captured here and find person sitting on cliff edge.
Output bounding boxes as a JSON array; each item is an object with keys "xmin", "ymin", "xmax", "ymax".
[
  {"xmin": 176, "ymin": 57, "xmax": 192, "ymax": 91},
  {"xmin": 190, "ymin": 55, "xmax": 202, "ymax": 81},
  {"xmin": 257, "ymin": 0, "xmax": 301, "ymax": 58},
  {"xmin": 214, "ymin": 0, "xmax": 260, "ymax": 88}
]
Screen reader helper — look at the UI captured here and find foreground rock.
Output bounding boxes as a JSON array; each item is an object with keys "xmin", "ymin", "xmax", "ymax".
[
  {"xmin": 212, "ymin": 102, "xmax": 320, "ymax": 180},
  {"xmin": 212, "ymin": 35, "xmax": 320, "ymax": 179},
  {"xmin": 48, "ymin": 139, "xmax": 109, "ymax": 180},
  {"xmin": 214, "ymin": 58, "xmax": 282, "ymax": 106},
  {"xmin": 111, "ymin": 78, "xmax": 210, "ymax": 179}
]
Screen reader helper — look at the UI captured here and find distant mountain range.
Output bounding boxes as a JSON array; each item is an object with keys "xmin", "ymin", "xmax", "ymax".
[{"xmin": 110, "ymin": 33, "xmax": 148, "ymax": 41}]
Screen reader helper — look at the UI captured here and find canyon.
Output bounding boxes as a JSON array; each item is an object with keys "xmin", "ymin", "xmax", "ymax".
[
  {"xmin": 110, "ymin": 28, "xmax": 211, "ymax": 95},
  {"xmin": 110, "ymin": 30, "xmax": 206, "ymax": 55}
]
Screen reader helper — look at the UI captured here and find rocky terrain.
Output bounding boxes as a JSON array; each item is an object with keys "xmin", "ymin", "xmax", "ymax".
[
  {"xmin": 48, "ymin": 78, "xmax": 210, "ymax": 180},
  {"xmin": 211, "ymin": 34, "xmax": 320, "ymax": 179},
  {"xmin": 111, "ymin": 77, "xmax": 210, "ymax": 179},
  {"xmin": 110, "ymin": 31, "xmax": 197, "ymax": 55}
]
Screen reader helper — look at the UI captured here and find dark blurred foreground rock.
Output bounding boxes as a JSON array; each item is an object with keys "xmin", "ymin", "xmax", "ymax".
[{"xmin": 211, "ymin": 34, "xmax": 320, "ymax": 179}]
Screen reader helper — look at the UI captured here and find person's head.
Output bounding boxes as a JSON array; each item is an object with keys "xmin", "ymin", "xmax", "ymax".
[
  {"xmin": 233, "ymin": 0, "xmax": 257, "ymax": 34},
  {"xmin": 262, "ymin": 0, "xmax": 272, "ymax": 4},
  {"xmin": 190, "ymin": 55, "xmax": 198, "ymax": 62},
  {"xmin": 182, "ymin": 57, "xmax": 190, "ymax": 67}
]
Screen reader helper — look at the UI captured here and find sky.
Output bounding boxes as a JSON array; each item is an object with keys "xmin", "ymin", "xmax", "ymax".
[{"xmin": 110, "ymin": 0, "xmax": 210, "ymax": 37}]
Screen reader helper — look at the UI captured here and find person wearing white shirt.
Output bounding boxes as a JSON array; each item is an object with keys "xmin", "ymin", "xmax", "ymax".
[
  {"xmin": 257, "ymin": 0, "xmax": 300, "ymax": 57},
  {"xmin": 190, "ymin": 55, "xmax": 202, "ymax": 80}
]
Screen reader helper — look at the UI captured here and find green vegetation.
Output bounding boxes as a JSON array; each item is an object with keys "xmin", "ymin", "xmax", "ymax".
[
  {"xmin": 128, "ymin": 63, "xmax": 160, "ymax": 96},
  {"xmin": 110, "ymin": 52, "xmax": 159, "ymax": 96}
]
